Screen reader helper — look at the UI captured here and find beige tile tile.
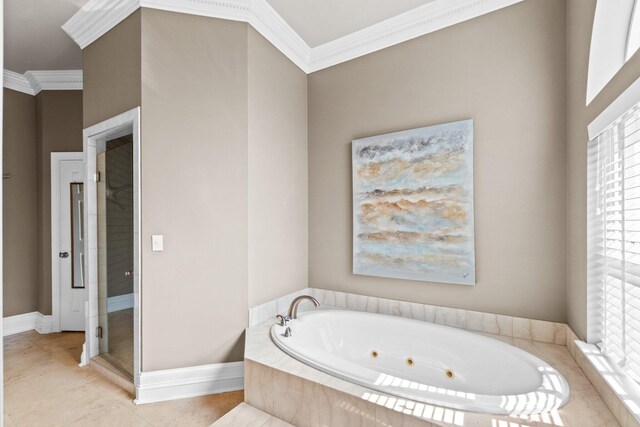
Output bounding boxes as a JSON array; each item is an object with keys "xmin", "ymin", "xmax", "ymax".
[
  {"xmin": 464, "ymin": 310, "xmax": 484, "ymax": 332},
  {"xmin": 373, "ymin": 398, "xmax": 438, "ymax": 426},
  {"xmin": 4, "ymin": 347, "xmax": 57, "ymax": 385},
  {"xmin": 3, "ymin": 331, "xmax": 38, "ymax": 346},
  {"xmin": 5, "ymin": 364, "xmax": 93, "ymax": 417},
  {"xmin": 245, "ymin": 360, "xmax": 276, "ymax": 415},
  {"xmin": 434, "ymin": 307, "xmax": 466, "ymax": 329},
  {"xmin": 496, "ymin": 314, "xmax": 513, "ymax": 337},
  {"xmin": 3, "ymin": 414, "xmax": 17, "ymax": 427},
  {"xmin": 212, "ymin": 402, "xmax": 272, "ymax": 426},
  {"xmin": 513, "ymin": 317, "xmax": 533, "ymax": 340},
  {"xmin": 68, "ymin": 406, "xmax": 153, "ymax": 427},
  {"xmin": 136, "ymin": 391, "xmax": 243, "ymax": 426},
  {"xmin": 335, "ymin": 291, "xmax": 348, "ymax": 309},
  {"xmin": 10, "ymin": 381, "xmax": 142, "ymax": 427},
  {"xmin": 514, "ymin": 318, "xmax": 566, "ymax": 344},
  {"xmin": 3, "ymin": 335, "xmax": 39, "ymax": 355},
  {"xmin": 627, "ymin": 409, "xmax": 640, "ymax": 427},
  {"xmin": 91, "ymin": 374, "xmax": 138, "ymax": 401},
  {"xmin": 270, "ymin": 372, "xmax": 318, "ymax": 426},
  {"xmin": 118, "ymin": 375, "xmax": 135, "ymax": 395},
  {"xmin": 409, "ymin": 303, "xmax": 426, "ymax": 322},
  {"xmin": 263, "ymin": 417, "xmax": 296, "ymax": 427},
  {"xmin": 317, "ymin": 385, "xmax": 377, "ymax": 427},
  {"xmin": 5, "ymin": 331, "xmax": 242, "ymax": 426}
]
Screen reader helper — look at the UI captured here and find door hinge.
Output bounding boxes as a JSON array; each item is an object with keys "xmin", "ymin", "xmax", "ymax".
[
  {"xmin": 96, "ymin": 326, "xmax": 103, "ymax": 338},
  {"xmin": 94, "ymin": 172, "xmax": 101, "ymax": 182}
]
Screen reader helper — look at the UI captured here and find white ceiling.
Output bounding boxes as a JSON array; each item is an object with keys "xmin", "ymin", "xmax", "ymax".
[
  {"xmin": 4, "ymin": 0, "xmax": 87, "ymax": 73},
  {"xmin": 265, "ymin": 0, "xmax": 437, "ymax": 47},
  {"xmin": 4, "ymin": 0, "xmax": 469, "ymax": 73}
]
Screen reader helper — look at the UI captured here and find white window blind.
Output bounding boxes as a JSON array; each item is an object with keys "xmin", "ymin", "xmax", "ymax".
[{"xmin": 588, "ymin": 102, "xmax": 640, "ymax": 382}]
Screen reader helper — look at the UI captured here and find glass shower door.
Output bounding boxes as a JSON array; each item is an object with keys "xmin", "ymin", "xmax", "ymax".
[{"xmin": 97, "ymin": 135, "xmax": 135, "ymax": 379}]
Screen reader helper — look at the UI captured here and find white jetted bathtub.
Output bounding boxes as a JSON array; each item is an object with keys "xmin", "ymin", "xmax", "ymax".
[{"xmin": 270, "ymin": 310, "xmax": 570, "ymax": 415}]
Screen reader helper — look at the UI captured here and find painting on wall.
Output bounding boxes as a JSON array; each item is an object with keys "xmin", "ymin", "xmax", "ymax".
[{"xmin": 352, "ymin": 119, "xmax": 475, "ymax": 285}]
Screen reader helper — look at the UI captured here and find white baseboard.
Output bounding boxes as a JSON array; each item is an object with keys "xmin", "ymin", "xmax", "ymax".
[
  {"xmin": 79, "ymin": 342, "xmax": 88, "ymax": 367},
  {"xmin": 107, "ymin": 293, "xmax": 134, "ymax": 313},
  {"xmin": 134, "ymin": 361, "xmax": 244, "ymax": 404},
  {"xmin": 4, "ymin": 311, "xmax": 55, "ymax": 336},
  {"xmin": 4, "ymin": 312, "xmax": 38, "ymax": 336},
  {"xmin": 35, "ymin": 313, "xmax": 54, "ymax": 334}
]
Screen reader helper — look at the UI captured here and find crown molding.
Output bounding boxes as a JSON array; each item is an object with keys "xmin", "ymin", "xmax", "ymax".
[
  {"xmin": 62, "ymin": 0, "xmax": 140, "ymax": 50},
  {"xmin": 307, "ymin": 0, "xmax": 525, "ymax": 73},
  {"xmin": 63, "ymin": 0, "xmax": 312, "ymax": 72},
  {"xmin": 62, "ymin": 0, "xmax": 524, "ymax": 74},
  {"xmin": 141, "ymin": 0, "xmax": 311, "ymax": 72},
  {"xmin": 3, "ymin": 70, "xmax": 83, "ymax": 96},
  {"xmin": 3, "ymin": 70, "xmax": 35, "ymax": 95},
  {"xmin": 25, "ymin": 70, "xmax": 83, "ymax": 94},
  {"xmin": 244, "ymin": 0, "xmax": 311, "ymax": 72}
]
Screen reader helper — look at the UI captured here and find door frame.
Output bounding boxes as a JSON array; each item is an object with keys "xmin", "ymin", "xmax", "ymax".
[
  {"xmin": 81, "ymin": 107, "xmax": 141, "ymax": 398},
  {"xmin": 51, "ymin": 151, "xmax": 85, "ymax": 333}
]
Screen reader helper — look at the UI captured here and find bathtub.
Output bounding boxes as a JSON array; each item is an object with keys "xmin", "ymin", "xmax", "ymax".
[{"xmin": 270, "ymin": 310, "xmax": 570, "ymax": 415}]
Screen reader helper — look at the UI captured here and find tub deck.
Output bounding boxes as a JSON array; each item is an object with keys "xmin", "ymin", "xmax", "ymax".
[
  {"xmin": 245, "ymin": 317, "xmax": 620, "ymax": 427},
  {"xmin": 211, "ymin": 403, "xmax": 293, "ymax": 427}
]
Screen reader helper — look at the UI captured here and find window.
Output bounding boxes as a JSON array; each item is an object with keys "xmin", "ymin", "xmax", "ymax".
[
  {"xmin": 627, "ymin": 0, "xmax": 640, "ymax": 61},
  {"xmin": 589, "ymin": 101, "xmax": 640, "ymax": 382},
  {"xmin": 587, "ymin": 0, "xmax": 640, "ymax": 104}
]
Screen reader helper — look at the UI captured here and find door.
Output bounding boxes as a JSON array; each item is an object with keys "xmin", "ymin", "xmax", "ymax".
[
  {"xmin": 98, "ymin": 136, "xmax": 135, "ymax": 377},
  {"xmin": 57, "ymin": 157, "xmax": 88, "ymax": 331}
]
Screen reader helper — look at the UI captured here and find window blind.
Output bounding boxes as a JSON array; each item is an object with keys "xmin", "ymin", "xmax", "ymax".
[{"xmin": 588, "ymin": 102, "xmax": 640, "ymax": 382}]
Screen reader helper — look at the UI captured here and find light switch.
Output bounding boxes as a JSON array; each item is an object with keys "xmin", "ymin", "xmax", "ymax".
[{"xmin": 152, "ymin": 235, "xmax": 164, "ymax": 252}]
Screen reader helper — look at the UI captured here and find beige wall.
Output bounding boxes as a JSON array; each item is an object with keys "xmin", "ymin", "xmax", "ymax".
[
  {"xmin": 566, "ymin": 0, "xmax": 640, "ymax": 339},
  {"xmin": 247, "ymin": 28, "xmax": 308, "ymax": 308},
  {"xmin": 35, "ymin": 90, "xmax": 83, "ymax": 315},
  {"xmin": 140, "ymin": 9, "xmax": 249, "ymax": 370},
  {"xmin": 83, "ymin": 10, "xmax": 141, "ymax": 128},
  {"xmin": 3, "ymin": 89, "xmax": 38, "ymax": 317},
  {"xmin": 308, "ymin": 0, "xmax": 568, "ymax": 322},
  {"xmin": 82, "ymin": 0, "xmax": 572, "ymax": 371}
]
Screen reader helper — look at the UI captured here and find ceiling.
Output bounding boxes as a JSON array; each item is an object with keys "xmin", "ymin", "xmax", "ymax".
[
  {"xmin": 5, "ymin": 0, "xmax": 445, "ymax": 73},
  {"xmin": 4, "ymin": 0, "xmax": 87, "ymax": 73},
  {"xmin": 265, "ymin": 0, "xmax": 437, "ymax": 47}
]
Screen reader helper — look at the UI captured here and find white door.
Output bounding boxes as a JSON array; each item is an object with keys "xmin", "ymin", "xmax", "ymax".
[{"xmin": 56, "ymin": 157, "xmax": 88, "ymax": 331}]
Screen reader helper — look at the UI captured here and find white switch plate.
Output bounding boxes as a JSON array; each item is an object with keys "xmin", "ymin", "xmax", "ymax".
[{"xmin": 152, "ymin": 235, "xmax": 163, "ymax": 252}]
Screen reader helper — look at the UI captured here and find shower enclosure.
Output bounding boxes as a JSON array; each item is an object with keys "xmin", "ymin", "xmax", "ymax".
[{"xmin": 96, "ymin": 134, "xmax": 134, "ymax": 379}]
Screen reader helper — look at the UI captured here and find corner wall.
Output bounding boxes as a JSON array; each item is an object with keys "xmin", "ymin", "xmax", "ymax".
[
  {"xmin": 82, "ymin": 7, "xmax": 309, "ymax": 372},
  {"xmin": 35, "ymin": 91, "xmax": 83, "ymax": 315},
  {"xmin": 3, "ymin": 89, "xmax": 38, "ymax": 317},
  {"xmin": 140, "ymin": 9, "xmax": 249, "ymax": 370},
  {"xmin": 566, "ymin": 0, "xmax": 640, "ymax": 339},
  {"xmin": 83, "ymin": 10, "xmax": 141, "ymax": 128},
  {"xmin": 308, "ymin": 0, "xmax": 568, "ymax": 322},
  {"xmin": 247, "ymin": 28, "xmax": 308, "ymax": 308}
]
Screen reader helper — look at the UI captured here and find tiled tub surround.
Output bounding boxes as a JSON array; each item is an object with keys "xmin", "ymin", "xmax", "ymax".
[
  {"xmin": 245, "ymin": 317, "xmax": 618, "ymax": 426},
  {"xmin": 566, "ymin": 329, "xmax": 640, "ymax": 427},
  {"xmin": 269, "ymin": 310, "xmax": 570, "ymax": 415},
  {"xmin": 249, "ymin": 288, "xmax": 640, "ymax": 425},
  {"xmin": 249, "ymin": 288, "xmax": 566, "ymax": 345},
  {"xmin": 249, "ymin": 288, "xmax": 313, "ymax": 327}
]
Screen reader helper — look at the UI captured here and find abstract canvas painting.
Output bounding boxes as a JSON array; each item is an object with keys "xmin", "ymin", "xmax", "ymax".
[{"xmin": 352, "ymin": 119, "xmax": 475, "ymax": 285}]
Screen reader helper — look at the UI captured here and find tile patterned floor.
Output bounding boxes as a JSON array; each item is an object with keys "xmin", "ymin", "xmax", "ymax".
[{"xmin": 3, "ymin": 331, "xmax": 244, "ymax": 426}]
